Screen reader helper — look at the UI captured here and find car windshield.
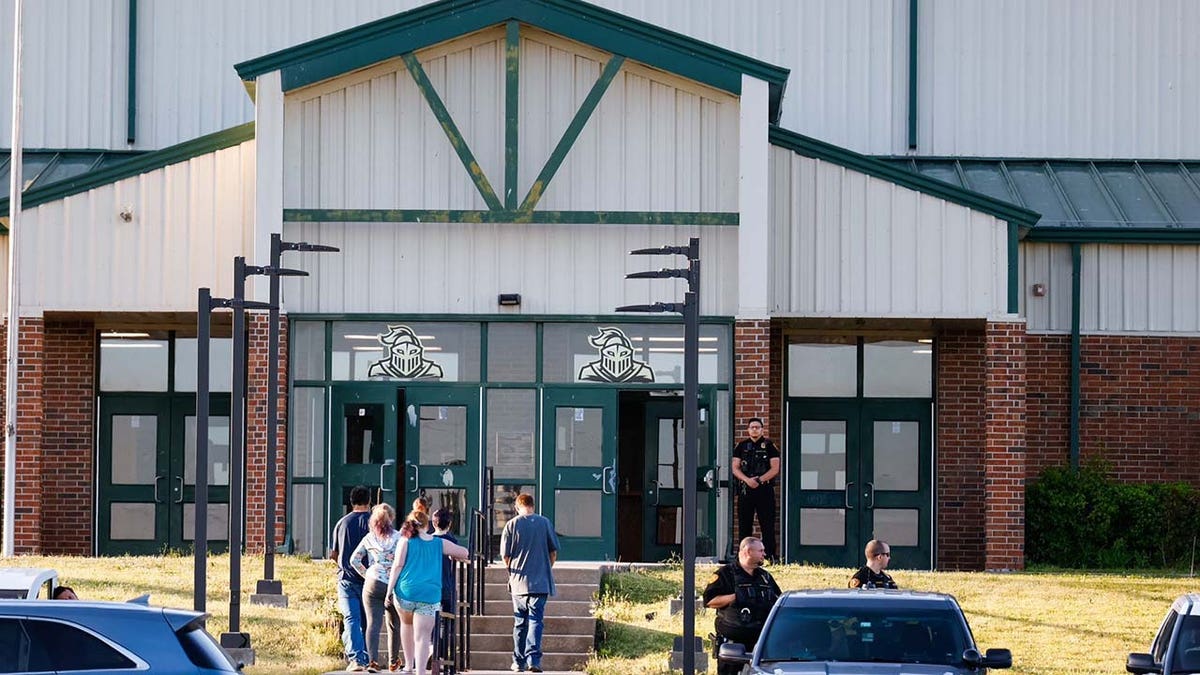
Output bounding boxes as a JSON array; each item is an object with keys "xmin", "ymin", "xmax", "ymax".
[
  {"xmin": 1170, "ymin": 615, "xmax": 1200, "ymax": 673},
  {"xmin": 758, "ymin": 603, "xmax": 970, "ymax": 666}
]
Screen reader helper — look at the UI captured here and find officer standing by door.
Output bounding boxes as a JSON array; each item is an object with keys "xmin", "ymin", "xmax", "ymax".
[{"xmin": 731, "ymin": 418, "xmax": 781, "ymax": 561}]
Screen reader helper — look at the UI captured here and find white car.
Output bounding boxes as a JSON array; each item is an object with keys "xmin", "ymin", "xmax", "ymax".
[
  {"xmin": 1128, "ymin": 594, "xmax": 1200, "ymax": 674},
  {"xmin": 0, "ymin": 567, "xmax": 58, "ymax": 599}
]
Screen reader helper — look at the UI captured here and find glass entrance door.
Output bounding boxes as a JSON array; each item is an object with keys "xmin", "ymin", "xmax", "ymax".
[
  {"xmin": 400, "ymin": 386, "xmax": 478, "ymax": 539},
  {"xmin": 541, "ymin": 388, "xmax": 617, "ymax": 560},
  {"xmin": 329, "ymin": 386, "xmax": 399, "ymax": 529},
  {"xmin": 98, "ymin": 394, "xmax": 230, "ymax": 555},
  {"xmin": 641, "ymin": 397, "xmax": 717, "ymax": 562},
  {"xmin": 788, "ymin": 398, "xmax": 932, "ymax": 569}
]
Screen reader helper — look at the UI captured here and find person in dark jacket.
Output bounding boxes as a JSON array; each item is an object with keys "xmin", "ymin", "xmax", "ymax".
[
  {"xmin": 703, "ymin": 537, "xmax": 781, "ymax": 675},
  {"xmin": 848, "ymin": 539, "xmax": 898, "ymax": 589}
]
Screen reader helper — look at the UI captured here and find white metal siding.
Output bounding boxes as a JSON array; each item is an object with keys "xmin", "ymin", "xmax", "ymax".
[
  {"xmin": 15, "ymin": 141, "xmax": 255, "ymax": 313},
  {"xmin": 769, "ymin": 146, "xmax": 1008, "ymax": 318},
  {"xmin": 1021, "ymin": 241, "xmax": 1200, "ymax": 335},
  {"xmin": 279, "ymin": 221, "xmax": 738, "ymax": 315}
]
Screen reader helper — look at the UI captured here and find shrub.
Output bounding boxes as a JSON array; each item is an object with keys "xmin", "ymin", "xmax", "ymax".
[{"xmin": 1026, "ymin": 461, "xmax": 1200, "ymax": 569}]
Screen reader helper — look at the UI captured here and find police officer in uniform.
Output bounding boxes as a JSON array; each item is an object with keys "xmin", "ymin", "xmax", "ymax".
[
  {"xmin": 731, "ymin": 418, "xmax": 781, "ymax": 561},
  {"xmin": 704, "ymin": 537, "xmax": 782, "ymax": 674},
  {"xmin": 848, "ymin": 539, "xmax": 898, "ymax": 589}
]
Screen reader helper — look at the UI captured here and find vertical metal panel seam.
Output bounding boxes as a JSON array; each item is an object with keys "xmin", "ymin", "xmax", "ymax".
[
  {"xmin": 1007, "ymin": 221, "xmax": 1019, "ymax": 314},
  {"xmin": 127, "ymin": 0, "xmax": 137, "ymax": 144},
  {"xmin": 907, "ymin": 0, "xmax": 918, "ymax": 150},
  {"xmin": 504, "ymin": 20, "xmax": 519, "ymax": 210}
]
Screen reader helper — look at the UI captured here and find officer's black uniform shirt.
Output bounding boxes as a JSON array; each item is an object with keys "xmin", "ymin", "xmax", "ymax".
[
  {"xmin": 848, "ymin": 565, "xmax": 898, "ymax": 589},
  {"xmin": 703, "ymin": 561, "xmax": 782, "ymax": 636},
  {"xmin": 733, "ymin": 437, "xmax": 780, "ymax": 486}
]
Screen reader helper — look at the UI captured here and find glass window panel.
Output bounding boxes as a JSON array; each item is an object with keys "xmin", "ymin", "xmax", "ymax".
[
  {"xmin": 799, "ymin": 420, "xmax": 846, "ymax": 490},
  {"xmin": 487, "ymin": 390, "xmax": 536, "ymax": 480},
  {"xmin": 492, "ymin": 484, "xmax": 535, "ymax": 542},
  {"xmin": 788, "ymin": 342, "xmax": 856, "ymax": 397},
  {"xmin": 863, "ymin": 340, "xmax": 932, "ymax": 397},
  {"xmin": 292, "ymin": 321, "xmax": 327, "ymax": 380},
  {"xmin": 487, "ymin": 323, "xmax": 536, "ymax": 382},
  {"xmin": 873, "ymin": 421, "xmax": 919, "ymax": 491},
  {"xmin": 182, "ymin": 503, "xmax": 229, "ymax": 541},
  {"xmin": 343, "ymin": 403, "xmax": 384, "ymax": 464},
  {"xmin": 657, "ymin": 418, "xmax": 683, "ymax": 489},
  {"xmin": 332, "ymin": 322, "xmax": 480, "ymax": 382},
  {"xmin": 415, "ymin": 405, "xmax": 467, "ymax": 466},
  {"xmin": 174, "ymin": 338, "xmax": 233, "ymax": 392},
  {"xmin": 873, "ymin": 509, "xmax": 919, "ymax": 547},
  {"xmin": 291, "ymin": 388, "xmax": 326, "ymax": 477},
  {"xmin": 656, "ymin": 506, "xmax": 682, "ymax": 545},
  {"xmin": 542, "ymin": 323, "xmax": 730, "ymax": 384},
  {"xmin": 553, "ymin": 490, "xmax": 601, "ymax": 537},
  {"xmin": 109, "ymin": 503, "xmax": 156, "ymax": 540},
  {"xmin": 554, "ymin": 407, "xmax": 603, "ymax": 467},
  {"xmin": 799, "ymin": 508, "xmax": 845, "ymax": 545},
  {"xmin": 420, "ymin": 488, "xmax": 467, "ymax": 538},
  {"xmin": 184, "ymin": 415, "xmax": 231, "ymax": 486},
  {"xmin": 110, "ymin": 415, "xmax": 158, "ymax": 484},
  {"xmin": 713, "ymin": 390, "xmax": 730, "ymax": 558},
  {"xmin": 291, "ymin": 484, "xmax": 324, "ymax": 558},
  {"xmin": 99, "ymin": 338, "xmax": 168, "ymax": 391},
  {"xmin": 25, "ymin": 619, "xmax": 136, "ymax": 671}
]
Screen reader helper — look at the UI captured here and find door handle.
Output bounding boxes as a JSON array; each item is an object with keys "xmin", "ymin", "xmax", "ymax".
[
  {"xmin": 407, "ymin": 463, "xmax": 420, "ymax": 492},
  {"xmin": 702, "ymin": 467, "xmax": 716, "ymax": 490},
  {"xmin": 153, "ymin": 475, "xmax": 165, "ymax": 504},
  {"xmin": 174, "ymin": 476, "xmax": 185, "ymax": 504},
  {"xmin": 379, "ymin": 459, "xmax": 395, "ymax": 493},
  {"xmin": 844, "ymin": 481, "xmax": 855, "ymax": 510},
  {"xmin": 600, "ymin": 465, "xmax": 613, "ymax": 495},
  {"xmin": 865, "ymin": 482, "xmax": 875, "ymax": 509},
  {"xmin": 650, "ymin": 479, "xmax": 660, "ymax": 506}
]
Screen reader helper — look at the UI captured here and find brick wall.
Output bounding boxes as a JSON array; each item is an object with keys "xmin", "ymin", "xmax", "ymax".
[
  {"xmin": 0, "ymin": 319, "xmax": 47, "ymax": 553},
  {"xmin": 983, "ymin": 321, "xmax": 1026, "ymax": 570},
  {"xmin": 732, "ymin": 319, "xmax": 780, "ymax": 555},
  {"xmin": 1025, "ymin": 334, "xmax": 1070, "ymax": 477},
  {"xmin": 41, "ymin": 320, "xmax": 95, "ymax": 555},
  {"xmin": 935, "ymin": 327, "xmax": 986, "ymax": 571},
  {"xmin": 245, "ymin": 313, "xmax": 288, "ymax": 556}
]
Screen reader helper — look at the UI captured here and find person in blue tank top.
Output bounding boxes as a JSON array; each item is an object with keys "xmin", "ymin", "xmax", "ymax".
[{"xmin": 385, "ymin": 508, "xmax": 468, "ymax": 675}]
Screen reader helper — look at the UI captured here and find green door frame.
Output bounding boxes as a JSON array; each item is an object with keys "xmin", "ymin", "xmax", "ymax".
[
  {"xmin": 640, "ymin": 393, "xmax": 718, "ymax": 562},
  {"xmin": 786, "ymin": 397, "xmax": 933, "ymax": 569},
  {"xmin": 540, "ymin": 387, "xmax": 618, "ymax": 561},
  {"xmin": 328, "ymin": 384, "xmax": 401, "ymax": 529},
  {"xmin": 400, "ymin": 384, "xmax": 481, "ymax": 540}
]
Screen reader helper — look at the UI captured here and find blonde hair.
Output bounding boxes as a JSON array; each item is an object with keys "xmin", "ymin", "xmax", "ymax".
[
  {"xmin": 400, "ymin": 508, "xmax": 430, "ymax": 538},
  {"xmin": 369, "ymin": 503, "xmax": 396, "ymax": 536}
]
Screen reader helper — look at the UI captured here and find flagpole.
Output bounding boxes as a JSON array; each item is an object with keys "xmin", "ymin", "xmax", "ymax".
[{"xmin": 4, "ymin": 0, "xmax": 24, "ymax": 557}]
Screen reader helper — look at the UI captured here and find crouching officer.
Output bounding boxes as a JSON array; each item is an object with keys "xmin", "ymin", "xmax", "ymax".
[
  {"xmin": 848, "ymin": 539, "xmax": 898, "ymax": 589},
  {"xmin": 703, "ymin": 537, "xmax": 782, "ymax": 674},
  {"xmin": 732, "ymin": 418, "xmax": 780, "ymax": 561}
]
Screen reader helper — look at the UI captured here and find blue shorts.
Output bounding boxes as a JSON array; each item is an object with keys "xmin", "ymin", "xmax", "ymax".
[{"xmin": 398, "ymin": 599, "xmax": 440, "ymax": 616}]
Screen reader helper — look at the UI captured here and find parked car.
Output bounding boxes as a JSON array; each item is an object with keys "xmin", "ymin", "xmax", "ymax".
[
  {"xmin": 1128, "ymin": 593, "xmax": 1200, "ymax": 674},
  {"xmin": 0, "ymin": 599, "xmax": 240, "ymax": 673},
  {"xmin": 719, "ymin": 589, "xmax": 1012, "ymax": 674},
  {"xmin": 0, "ymin": 567, "xmax": 58, "ymax": 599}
]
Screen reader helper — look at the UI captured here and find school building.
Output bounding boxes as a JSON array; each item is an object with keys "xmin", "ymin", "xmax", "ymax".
[{"xmin": 1, "ymin": 0, "xmax": 1197, "ymax": 571}]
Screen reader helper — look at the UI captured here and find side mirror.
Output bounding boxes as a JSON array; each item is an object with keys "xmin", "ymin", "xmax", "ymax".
[
  {"xmin": 718, "ymin": 642, "xmax": 751, "ymax": 665},
  {"xmin": 962, "ymin": 648, "xmax": 983, "ymax": 667},
  {"xmin": 1126, "ymin": 652, "xmax": 1162, "ymax": 674},
  {"xmin": 982, "ymin": 648, "xmax": 1013, "ymax": 669}
]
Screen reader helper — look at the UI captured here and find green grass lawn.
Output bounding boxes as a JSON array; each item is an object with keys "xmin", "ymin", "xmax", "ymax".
[{"xmin": 1, "ymin": 554, "xmax": 1191, "ymax": 674}]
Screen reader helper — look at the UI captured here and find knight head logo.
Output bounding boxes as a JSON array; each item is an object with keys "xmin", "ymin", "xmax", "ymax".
[
  {"xmin": 367, "ymin": 325, "xmax": 444, "ymax": 380},
  {"xmin": 577, "ymin": 327, "xmax": 653, "ymax": 383}
]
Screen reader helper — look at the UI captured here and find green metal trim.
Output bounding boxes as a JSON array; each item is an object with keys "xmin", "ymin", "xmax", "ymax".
[
  {"xmin": 401, "ymin": 52, "xmax": 504, "ymax": 211},
  {"xmin": 233, "ymin": 0, "xmax": 789, "ymax": 122},
  {"xmin": 519, "ymin": 55, "xmax": 625, "ymax": 212},
  {"xmin": 1026, "ymin": 227, "xmax": 1200, "ymax": 244},
  {"xmin": 290, "ymin": 312, "xmax": 735, "ymax": 323},
  {"xmin": 1069, "ymin": 242, "xmax": 1081, "ymax": 471},
  {"xmin": 127, "ymin": 0, "xmax": 138, "ymax": 144},
  {"xmin": 505, "ymin": 20, "xmax": 520, "ymax": 210},
  {"xmin": 283, "ymin": 208, "xmax": 737, "ymax": 225},
  {"xmin": 907, "ymin": 0, "xmax": 918, "ymax": 150},
  {"xmin": 768, "ymin": 125, "xmax": 1041, "ymax": 228},
  {"xmin": 0, "ymin": 123, "xmax": 254, "ymax": 214},
  {"xmin": 1007, "ymin": 222, "xmax": 1019, "ymax": 314}
]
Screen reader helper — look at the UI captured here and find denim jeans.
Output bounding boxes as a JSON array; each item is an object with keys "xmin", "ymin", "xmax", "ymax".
[
  {"xmin": 337, "ymin": 578, "xmax": 368, "ymax": 666},
  {"xmin": 512, "ymin": 593, "xmax": 548, "ymax": 669}
]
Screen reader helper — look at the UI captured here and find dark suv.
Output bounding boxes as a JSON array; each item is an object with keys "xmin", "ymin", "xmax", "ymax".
[{"xmin": 719, "ymin": 589, "xmax": 1012, "ymax": 674}]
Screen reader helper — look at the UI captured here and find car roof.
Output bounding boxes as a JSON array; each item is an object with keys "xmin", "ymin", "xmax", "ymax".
[
  {"xmin": 0, "ymin": 567, "xmax": 56, "ymax": 590},
  {"xmin": 0, "ymin": 599, "xmax": 206, "ymax": 628},
  {"xmin": 777, "ymin": 589, "xmax": 961, "ymax": 608},
  {"xmin": 1171, "ymin": 594, "xmax": 1200, "ymax": 616}
]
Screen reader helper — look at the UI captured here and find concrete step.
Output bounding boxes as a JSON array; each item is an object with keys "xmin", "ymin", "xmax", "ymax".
[
  {"xmin": 471, "ymin": 598, "xmax": 594, "ymax": 618},
  {"xmin": 484, "ymin": 566, "xmax": 602, "ymax": 586},
  {"xmin": 484, "ymin": 582, "xmax": 597, "ymax": 603},
  {"xmin": 467, "ymin": 615, "xmax": 596, "ymax": 637},
  {"xmin": 468, "ymin": 651, "xmax": 589, "ymax": 672},
  {"xmin": 468, "ymin": 632, "xmax": 595, "ymax": 653}
]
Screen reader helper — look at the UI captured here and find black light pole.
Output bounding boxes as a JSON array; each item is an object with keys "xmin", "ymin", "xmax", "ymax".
[
  {"xmin": 253, "ymin": 234, "xmax": 335, "ymax": 605},
  {"xmin": 619, "ymin": 237, "xmax": 700, "ymax": 675}
]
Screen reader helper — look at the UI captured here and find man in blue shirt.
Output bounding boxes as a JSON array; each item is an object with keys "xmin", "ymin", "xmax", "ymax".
[
  {"xmin": 500, "ymin": 493, "xmax": 559, "ymax": 673},
  {"xmin": 330, "ymin": 485, "xmax": 372, "ymax": 672}
]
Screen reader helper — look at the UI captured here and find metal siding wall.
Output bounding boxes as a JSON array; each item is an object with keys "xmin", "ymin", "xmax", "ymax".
[
  {"xmin": 769, "ymin": 147, "xmax": 1007, "ymax": 317},
  {"xmin": 16, "ymin": 140, "xmax": 254, "ymax": 312},
  {"xmin": 1019, "ymin": 241, "xmax": 1073, "ymax": 332},
  {"xmin": 279, "ymin": 221, "xmax": 738, "ymax": 315},
  {"xmin": 1081, "ymin": 243, "xmax": 1200, "ymax": 334},
  {"xmin": 283, "ymin": 34, "xmax": 504, "ymax": 211}
]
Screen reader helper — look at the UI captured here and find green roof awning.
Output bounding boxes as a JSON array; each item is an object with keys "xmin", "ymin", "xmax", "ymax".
[{"xmin": 0, "ymin": 150, "xmax": 144, "ymax": 201}]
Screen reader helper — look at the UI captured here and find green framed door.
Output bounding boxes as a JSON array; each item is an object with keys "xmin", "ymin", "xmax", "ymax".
[
  {"xmin": 859, "ymin": 400, "xmax": 933, "ymax": 570},
  {"xmin": 641, "ymin": 396, "xmax": 717, "ymax": 562},
  {"xmin": 98, "ymin": 396, "xmax": 171, "ymax": 555},
  {"xmin": 329, "ymin": 385, "xmax": 400, "ymax": 529},
  {"xmin": 401, "ymin": 385, "xmax": 479, "ymax": 539},
  {"xmin": 170, "ymin": 394, "xmax": 231, "ymax": 553},
  {"xmin": 541, "ymin": 388, "xmax": 617, "ymax": 560},
  {"xmin": 787, "ymin": 399, "xmax": 862, "ymax": 566}
]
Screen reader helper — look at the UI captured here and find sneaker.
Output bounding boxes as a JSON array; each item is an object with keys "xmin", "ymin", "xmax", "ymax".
[
  {"xmin": 366, "ymin": 662, "xmax": 380, "ymax": 673},
  {"xmin": 529, "ymin": 666, "xmax": 544, "ymax": 673},
  {"xmin": 346, "ymin": 664, "xmax": 366, "ymax": 673},
  {"xmin": 510, "ymin": 663, "xmax": 526, "ymax": 672}
]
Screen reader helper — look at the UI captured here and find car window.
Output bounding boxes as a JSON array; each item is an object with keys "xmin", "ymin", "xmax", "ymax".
[
  {"xmin": 758, "ymin": 605, "xmax": 969, "ymax": 666},
  {"xmin": 0, "ymin": 617, "xmax": 52, "ymax": 673},
  {"xmin": 1170, "ymin": 615, "xmax": 1200, "ymax": 673},
  {"xmin": 24, "ymin": 619, "xmax": 136, "ymax": 671},
  {"xmin": 1154, "ymin": 610, "xmax": 1180, "ymax": 664},
  {"xmin": 178, "ymin": 624, "xmax": 238, "ymax": 671}
]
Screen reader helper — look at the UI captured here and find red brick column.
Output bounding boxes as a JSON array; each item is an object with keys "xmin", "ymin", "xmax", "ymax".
[
  {"xmin": 935, "ymin": 327, "xmax": 986, "ymax": 570},
  {"xmin": 733, "ymin": 319, "xmax": 779, "ymax": 552},
  {"xmin": 984, "ymin": 321, "xmax": 1026, "ymax": 570},
  {"xmin": 0, "ymin": 318, "xmax": 46, "ymax": 553},
  {"xmin": 41, "ymin": 320, "xmax": 95, "ymax": 555},
  {"xmin": 245, "ymin": 313, "xmax": 288, "ymax": 555}
]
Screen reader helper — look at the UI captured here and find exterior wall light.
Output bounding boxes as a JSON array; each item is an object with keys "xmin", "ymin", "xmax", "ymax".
[
  {"xmin": 1031, "ymin": 283, "xmax": 1047, "ymax": 297},
  {"xmin": 497, "ymin": 293, "xmax": 522, "ymax": 306}
]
